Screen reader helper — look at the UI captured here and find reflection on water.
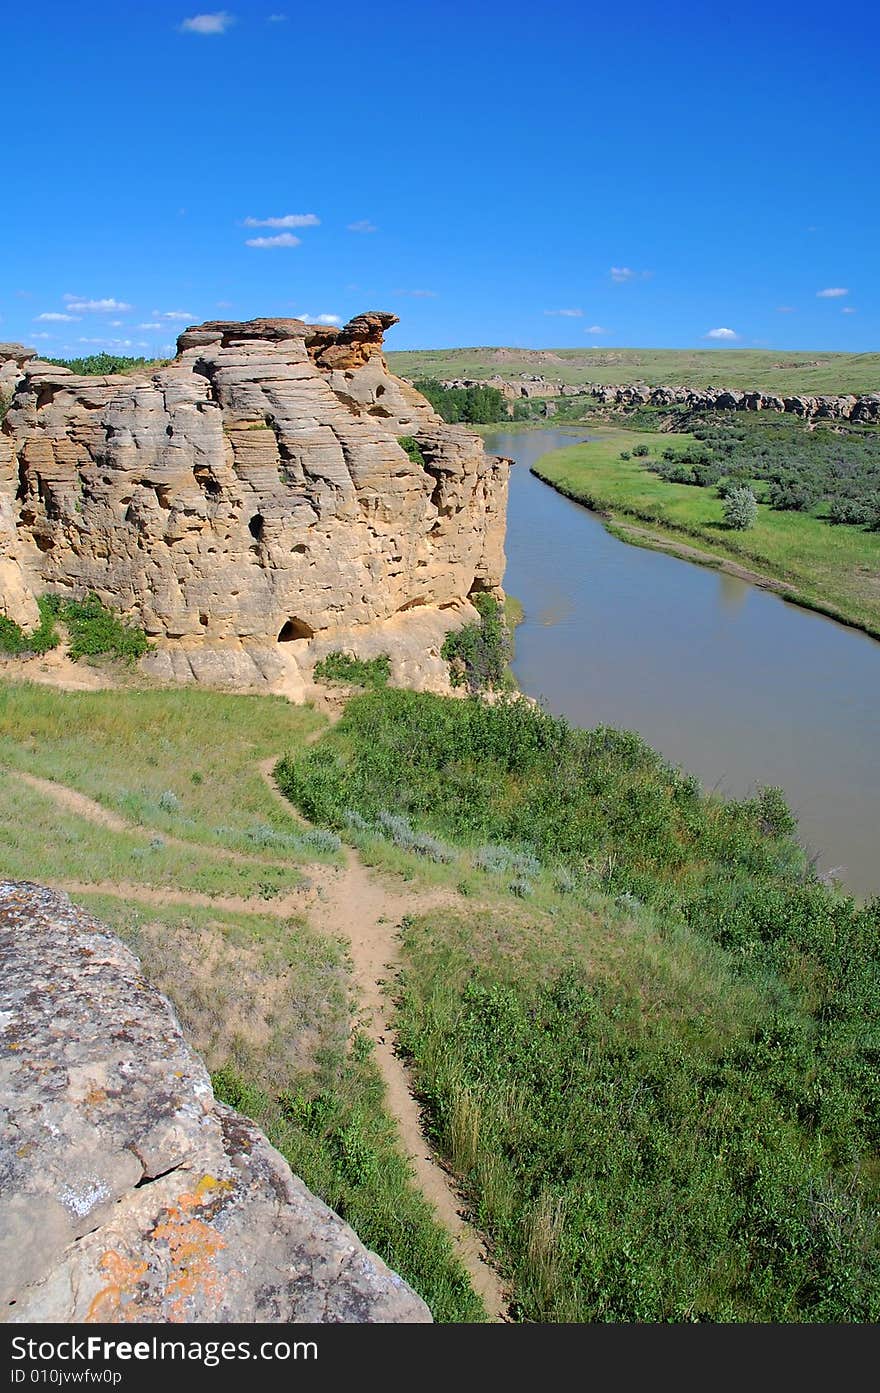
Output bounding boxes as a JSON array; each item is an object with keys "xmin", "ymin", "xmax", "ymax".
[{"xmin": 489, "ymin": 428, "xmax": 880, "ymax": 900}]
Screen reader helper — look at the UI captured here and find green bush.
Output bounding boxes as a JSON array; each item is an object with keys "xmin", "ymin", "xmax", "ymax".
[
  {"xmin": 632, "ymin": 443, "xmax": 650, "ymax": 457},
  {"xmin": 441, "ymin": 594, "xmax": 512, "ymax": 693},
  {"xmin": 42, "ymin": 592, "xmax": 149, "ymax": 662},
  {"xmin": 722, "ymin": 485, "xmax": 758, "ymax": 530},
  {"xmin": 397, "ymin": 436, "xmax": 426, "ymax": 468},
  {"xmin": 0, "ymin": 597, "xmax": 60, "ymax": 656},
  {"xmin": 313, "ymin": 651, "xmax": 391, "ymax": 688}
]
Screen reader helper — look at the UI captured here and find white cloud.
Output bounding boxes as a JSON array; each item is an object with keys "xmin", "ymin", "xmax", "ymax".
[
  {"xmin": 776, "ymin": 306, "xmax": 796, "ymax": 313},
  {"xmin": 79, "ymin": 337, "xmax": 137, "ymax": 348},
  {"xmin": 243, "ymin": 213, "xmax": 319, "ymax": 228},
  {"xmin": 245, "ymin": 232, "xmax": 301, "ymax": 248},
  {"xmin": 268, "ymin": 13, "xmax": 287, "ymax": 20},
  {"xmin": 31, "ymin": 332, "xmax": 52, "ymax": 340},
  {"xmin": 348, "ymin": 219, "xmax": 377, "ymax": 234},
  {"xmin": 35, "ymin": 311, "xmax": 79, "ymax": 322},
  {"xmin": 817, "ymin": 287, "xmax": 848, "ymax": 298},
  {"xmin": 544, "ymin": 308, "xmax": 583, "ymax": 318},
  {"xmin": 705, "ymin": 327, "xmax": 738, "ymax": 340},
  {"xmin": 393, "ymin": 288, "xmax": 438, "ymax": 298},
  {"xmin": 179, "ymin": 11, "xmax": 234, "ymax": 35},
  {"xmin": 138, "ymin": 322, "xmax": 163, "ymax": 330},
  {"xmin": 110, "ymin": 320, "xmax": 125, "ymax": 327},
  {"xmin": 216, "ymin": 300, "xmax": 234, "ymax": 309},
  {"xmin": 295, "ymin": 313, "xmax": 341, "ymax": 325},
  {"xmin": 150, "ymin": 310, "xmax": 193, "ymax": 321},
  {"xmin": 841, "ymin": 306, "xmax": 857, "ymax": 314},
  {"xmin": 585, "ymin": 325, "xmax": 607, "ymax": 334},
  {"xmin": 64, "ymin": 296, "xmax": 132, "ymax": 313},
  {"xmin": 610, "ymin": 266, "xmax": 651, "ymax": 283}
]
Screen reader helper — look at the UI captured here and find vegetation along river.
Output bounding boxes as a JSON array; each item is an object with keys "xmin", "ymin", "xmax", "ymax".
[{"xmin": 488, "ymin": 428, "xmax": 880, "ymax": 900}]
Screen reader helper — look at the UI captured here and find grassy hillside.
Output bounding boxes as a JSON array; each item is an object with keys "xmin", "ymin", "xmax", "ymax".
[
  {"xmin": 388, "ymin": 346, "xmax": 880, "ymax": 395},
  {"xmin": 531, "ymin": 428, "xmax": 880, "ymax": 637},
  {"xmin": 0, "ymin": 678, "xmax": 483, "ymax": 1321},
  {"xmin": 280, "ymin": 686, "xmax": 880, "ymax": 1322}
]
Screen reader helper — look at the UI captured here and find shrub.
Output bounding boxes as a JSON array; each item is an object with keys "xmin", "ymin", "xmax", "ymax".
[
  {"xmin": 0, "ymin": 597, "xmax": 60, "ymax": 657},
  {"xmin": 828, "ymin": 499, "xmax": 870, "ymax": 526},
  {"xmin": 313, "ymin": 652, "xmax": 391, "ymax": 688},
  {"xmin": 42, "ymin": 592, "xmax": 149, "ymax": 662},
  {"xmin": 441, "ymin": 594, "xmax": 512, "ymax": 693},
  {"xmin": 397, "ymin": 436, "xmax": 426, "ymax": 468},
  {"xmin": 723, "ymin": 485, "xmax": 758, "ymax": 530},
  {"xmin": 632, "ymin": 443, "xmax": 650, "ymax": 457},
  {"xmin": 619, "ymin": 451, "xmax": 631, "ymax": 461}
]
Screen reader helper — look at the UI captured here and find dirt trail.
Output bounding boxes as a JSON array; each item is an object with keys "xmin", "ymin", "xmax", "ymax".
[{"xmin": 260, "ymin": 761, "xmax": 510, "ymax": 1319}]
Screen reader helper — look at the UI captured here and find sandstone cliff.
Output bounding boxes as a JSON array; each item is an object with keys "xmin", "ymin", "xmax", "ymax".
[
  {"xmin": 0, "ymin": 317, "xmax": 508, "ymax": 695},
  {"xmin": 0, "ymin": 880, "xmax": 431, "ymax": 1323}
]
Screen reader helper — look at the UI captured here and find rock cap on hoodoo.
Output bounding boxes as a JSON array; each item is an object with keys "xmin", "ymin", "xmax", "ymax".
[{"xmin": 0, "ymin": 880, "xmax": 432, "ymax": 1323}]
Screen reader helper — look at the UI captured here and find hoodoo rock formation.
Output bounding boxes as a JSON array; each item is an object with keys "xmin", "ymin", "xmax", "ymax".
[
  {"xmin": 0, "ymin": 316, "xmax": 509, "ymax": 695},
  {"xmin": 0, "ymin": 881, "xmax": 431, "ymax": 1323}
]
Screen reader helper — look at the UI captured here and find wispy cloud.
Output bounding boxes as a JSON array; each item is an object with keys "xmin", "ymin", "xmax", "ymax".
[
  {"xmin": 31, "ymin": 332, "xmax": 53, "ymax": 340},
  {"xmin": 393, "ymin": 288, "xmax": 437, "ymax": 298},
  {"xmin": 150, "ymin": 310, "xmax": 193, "ymax": 321},
  {"xmin": 268, "ymin": 11, "xmax": 287, "ymax": 20},
  {"xmin": 243, "ymin": 213, "xmax": 319, "ymax": 228},
  {"xmin": 585, "ymin": 325, "xmax": 607, "ymax": 334},
  {"xmin": 776, "ymin": 306, "xmax": 796, "ymax": 313},
  {"xmin": 544, "ymin": 308, "xmax": 583, "ymax": 318},
  {"xmin": 705, "ymin": 327, "xmax": 738, "ymax": 340},
  {"xmin": 216, "ymin": 300, "xmax": 234, "ymax": 309},
  {"xmin": 78, "ymin": 337, "xmax": 147, "ymax": 349},
  {"xmin": 347, "ymin": 219, "xmax": 377, "ymax": 234},
  {"xmin": 610, "ymin": 266, "xmax": 651, "ymax": 284},
  {"xmin": 64, "ymin": 296, "xmax": 132, "ymax": 313},
  {"xmin": 294, "ymin": 313, "xmax": 341, "ymax": 325},
  {"xmin": 817, "ymin": 287, "xmax": 848, "ymax": 298},
  {"xmin": 138, "ymin": 322, "xmax": 163, "ymax": 330},
  {"xmin": 245, "ymin": 232, "xmax": 301, "ymax": 248},
  {"xmin": 179, "ymin": 12, "xmax": 234, "ymax": 35},
  {"xmin": 35, "ymin": 311, "xmax": 79, "ymax": 322},
  {"xmin": 841, "ymin": 306, "xmax": 857, "ymax": 314}
]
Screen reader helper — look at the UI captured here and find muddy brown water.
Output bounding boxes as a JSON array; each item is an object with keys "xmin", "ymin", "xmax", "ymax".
[{"xmin": 488, "ymin": 428, "xmax": 880, "ymax": 900}]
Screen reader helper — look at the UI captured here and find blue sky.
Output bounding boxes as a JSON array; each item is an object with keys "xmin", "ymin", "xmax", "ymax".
[{"xmin": 2, "ymin": 0, "xmax": 877, "ymax": 357}]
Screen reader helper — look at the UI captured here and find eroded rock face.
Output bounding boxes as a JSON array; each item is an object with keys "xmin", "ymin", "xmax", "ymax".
[
  {"xmin": 0, "ymin": 881, "xmax": 431, "ymax": 1324},
  {"xmin": 0, "ymin": 316, "xmax": 508, "ymax": 693}
]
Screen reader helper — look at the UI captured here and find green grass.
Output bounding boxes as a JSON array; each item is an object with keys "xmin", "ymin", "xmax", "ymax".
[
  {"xmin": 279, "ymin": 685, "xmax": 880, "ymax": 1321},
  {"xmin": 313, "ymin": 651, "xmax": 391, "ymax": 688},
  {"xmin": 532, "ymin": 429, "xmax": 880, "ymax": 637},
  {"xmin": 0, "ymin": 682, "xmax": 330, "ymax": 859},
  {"xmin": 389, "ymin": 346, "xmax": 880, "ymax": 396}
]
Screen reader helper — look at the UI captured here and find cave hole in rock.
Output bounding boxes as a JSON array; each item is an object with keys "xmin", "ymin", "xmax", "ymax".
[
  {"xmin": 194, "ymin": 468, "xmax": 222, "ymax": 498},
  {"xmin": 248, "ymin": 513, "xmax": 264, "ymax": 541},
  {"xmin": 278, "ymin": 618, "xmax": 314, "ymax": 642}
]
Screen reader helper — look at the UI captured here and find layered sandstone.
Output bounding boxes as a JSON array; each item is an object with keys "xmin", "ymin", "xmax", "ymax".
[
  {"xmin": 0, "ymin": 881, "xmax": 431, "ymax": 1323},
  {"xmin": 0, "ymin": 317, "xmax": 509, "ymax": 695}
]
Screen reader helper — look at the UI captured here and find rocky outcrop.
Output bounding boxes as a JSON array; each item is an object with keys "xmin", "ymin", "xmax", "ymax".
[
  {"xmin": 585, "ymin": 382, "xmax": 880, "ymax": 422},
  {"xmin": 0, "ymin": 881, "xmax": 431, "ymax": 1323},
  {"xmin": 0, "ymin": 317, "xmax": 509, "ymax": 695}
]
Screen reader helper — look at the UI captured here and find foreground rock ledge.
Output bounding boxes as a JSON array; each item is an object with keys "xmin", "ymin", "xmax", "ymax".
[{"xmin": 0, "ymin": 881, "xmax": 431, "ymax": 1323}]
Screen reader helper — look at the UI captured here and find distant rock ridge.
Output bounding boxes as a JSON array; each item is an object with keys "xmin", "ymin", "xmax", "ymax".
[
  {"xmin": 0, "ymin": 880, "xmax": 431, "ymax": 1323},
  {"xmin": 0, "ymin": 316, "xmax": 509, "ymax": 695},
  {"xmin": 424, "ymin": 373, "xmax": 880, "ymax": 421}
]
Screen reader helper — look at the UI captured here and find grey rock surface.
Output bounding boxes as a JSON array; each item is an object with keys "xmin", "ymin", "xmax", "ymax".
[{"xmin": 0, "ymin": 881, "xmax": 431, "ymax": 1324}]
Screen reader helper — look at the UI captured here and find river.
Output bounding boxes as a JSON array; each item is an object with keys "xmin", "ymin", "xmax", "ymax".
[{"xmin": 486, "ymin": 427, "xmax": 880, "ymax": 900}]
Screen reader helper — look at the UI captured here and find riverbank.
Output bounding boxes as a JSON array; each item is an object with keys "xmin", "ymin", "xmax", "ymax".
[{"xmin": 530, "ymin": 429, "xmax": 880, "ymax": 640}]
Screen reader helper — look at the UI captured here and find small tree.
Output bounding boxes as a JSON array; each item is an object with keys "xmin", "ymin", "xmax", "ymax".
[{"xmin": 723, "ymin": 485, "xmax": 758, "ymax": 531}]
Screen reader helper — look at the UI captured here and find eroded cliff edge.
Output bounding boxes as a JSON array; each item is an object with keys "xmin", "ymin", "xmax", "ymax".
[
  {"xmin": 0, "ymin": 316, "xmax": 509, "ymax": 696},
  {"xmin": 0, "ymin": 881, "xmax": 431, "ymax": 1323}
]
